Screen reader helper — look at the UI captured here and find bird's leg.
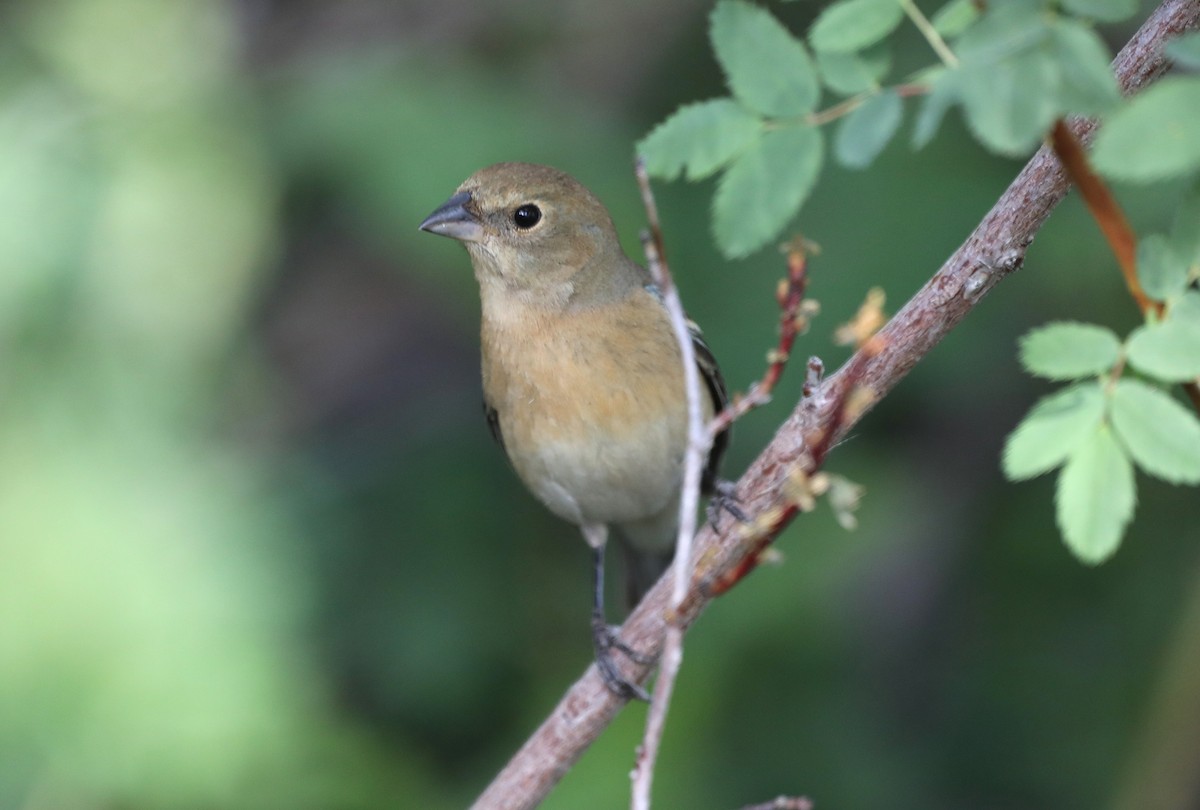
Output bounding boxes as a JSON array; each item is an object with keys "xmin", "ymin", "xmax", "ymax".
[
  {"xmin": 707, "ymin": 478, "xmax": 749, "ymax": 528},
  {"xmin": 583, "ymin": 526, "xmax": 651, "ymax": 702}
]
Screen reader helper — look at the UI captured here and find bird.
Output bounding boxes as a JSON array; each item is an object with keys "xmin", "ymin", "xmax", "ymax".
[{"xmin": 419, "ymin": 162, "xmax": 730, "ymax": 700}]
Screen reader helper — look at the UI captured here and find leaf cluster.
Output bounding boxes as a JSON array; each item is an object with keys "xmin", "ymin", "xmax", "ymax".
[
  {"xmin": 1004, "ymin": 189, "xmax": 1200, "ymax": 563},
  {"xmin": 638, "ymin": 0, "xmax": 1200, "ymax": 258},
  {"xmin": 639, "ymin": 1, "xmax": 829, "ymax": 258},
  {"xmin": 915, "ymin": 0, "xmax": 1121, "ymax": 155}
]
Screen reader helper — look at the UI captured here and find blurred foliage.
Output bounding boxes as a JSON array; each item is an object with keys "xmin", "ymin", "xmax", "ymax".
[{"xmin": 0, "ymin": 1, "xmax": 1198, "ymax": 809}]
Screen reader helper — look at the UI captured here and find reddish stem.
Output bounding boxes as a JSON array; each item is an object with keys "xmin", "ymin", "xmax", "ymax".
[{"xmin": 1049, "ymin": 120, "xmax": 1157, "ymax": 317}]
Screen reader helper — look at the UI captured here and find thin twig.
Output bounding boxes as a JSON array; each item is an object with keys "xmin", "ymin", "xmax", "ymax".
[
  {"xmin": 635, "ymin": 191, "xmax": 825, "ymax": 808},
  {"xmin": 709, "ymin": 239, "xmax": 814, "ymax": 437},
  {"xmin": 631, "ymin": 159, "xmax": 710, "ymax": 810},
  {"xmin": 738, "ymin": 797, "xmax": 814, "ymax": 810},
  {"xmin": 633, "ymin": 622, "xmax": 681, "ymax": 810},
  {"xmin": 806, "ymin": 83, "xmax": 928, "ymax": 127},
  {"xmin": 704, "ymin": 337, "xmax": 883, "ymax": 597},
  {"xmin": 467, "ymin": 3, "xmax": 1199, "ymax": 808},
  {"xmin": 633, "ymin": 160, "xmax": 710, "ymax": 610},
  {"xmin": 1049, "ymin": 120, "xmax": 1155, "ymax": 316},
  {"xmin": 901, "ymin": 0, "xmax": 960, "ymax": 68}
]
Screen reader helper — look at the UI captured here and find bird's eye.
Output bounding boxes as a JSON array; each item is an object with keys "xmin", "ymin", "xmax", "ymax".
[{"xmin": 512, "ymin": 204, "xmax": 542, "ymax": 230}]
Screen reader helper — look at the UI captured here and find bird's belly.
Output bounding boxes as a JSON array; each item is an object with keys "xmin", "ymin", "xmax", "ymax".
[
  {"xmin": 516, "ymin": 419, "xmax": 684, "ymax": 527},
  {"xmin": 480, "ymin": 290, "xmax": 695, "ymax": 534}
]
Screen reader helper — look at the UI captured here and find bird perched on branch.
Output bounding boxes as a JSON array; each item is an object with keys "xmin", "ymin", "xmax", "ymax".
[{"xmin": 419, "ymin": 162, "xmax": 729, "ymax": 700}]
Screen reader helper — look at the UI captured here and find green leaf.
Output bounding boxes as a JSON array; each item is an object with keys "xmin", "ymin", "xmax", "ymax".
[
  {"xmin": 834, "ymin": 90, "xmax": 902, "ymax": 169},
  {"xmin": 713, "ymin": 125, "xmax": 823, "ymax": 258},
  {"xmin": 911, "ymin": 68, "xmax": 959, "ymax": 148},
  {"xmin": 954, "ymin": 0, "xmax": 1046, "ymax": 66},
  {"xmin": 1003, "ymin": 382, "xmax": 1106, "ymax": 479},
  {"xmin": 1169, "ymin": 181, "xmax": 1200, "ymax": 266},
  {"xmin": 1056, "ymin": 425, "xmax": 1135, "ymax": 565},
  {"xmin": 950, "ymin": 4, "xmax": 1056, "ymax": 155},
  {"xmin": 912, "ymin": 4, "xmax": 1115, "ymax": 154},
  {"xmin": 1166, "ymin": 32, "xmax": 1200, "ymax": 70},
  {"xmin": 1136, "ymin": 234, "xmax": 1190, "ymax": 303},
  {"xmin": 711, "ymin": 1, "xmax": 820, "ymax": 117},
  {"xmin": 1126, "ymin": 318, "xmax": 1200, "ymax": 381},
  {"xmin": 1110, "ymin": 378, "xmax": 1200, "ymax": 484},
  {"xmin": 1093, "ymin": 78, "xmax": 1200, "ymax": 182},
  {"xmin": 1050, "ymin": 20, "xmax": 1121, "ymax": 116},
  {"xmin": 1171, "ymin": 290, "xmax": 1200, "ymax": 324},
  {"xmin": 815, "ymin": 45, "xmax": 891, "ymax": 96},
  {"xmin": 959, "ymin": 45, "xmax": 1059, "ymax": 156},
  {"xmin": 1019, "ymin": 322, "xmax": 1122, "ymax": 380},
  {"xmin": 638, "ymin": 99, "xmax": 763, "ymax": 181},
  {"xmin": 932, "ymin": 0, "xmax": 980, "ymax": 37},
  {"xmin": 1060, "ymin": 0, "xmax": 1139, "ymax": 23},
  {"xmin": 809, "ymin": 0, "xmax": 905, "ymax": 54}
]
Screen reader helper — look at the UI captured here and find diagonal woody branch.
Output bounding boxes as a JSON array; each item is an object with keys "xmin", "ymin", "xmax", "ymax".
[{"xmin": 469, "ymin": 2, "xmax": 1200, "ymax": 808}]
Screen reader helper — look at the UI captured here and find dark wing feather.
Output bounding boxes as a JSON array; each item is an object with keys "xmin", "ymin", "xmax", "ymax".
[
  {"xmin": 687, "ymin": 317, "xmax": 730, "ymax": 495},
  {"xmin": 483, "ymin": 401, "xmax": 504, "ymax": 451}
]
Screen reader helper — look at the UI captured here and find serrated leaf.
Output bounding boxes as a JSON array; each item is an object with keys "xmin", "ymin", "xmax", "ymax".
[
  {"xmin": 1126, "ymin": 318, "xmax": 1200, "ymax": 381},
  {"xmin": 816, "ymin": 45, "xmax": 891, "ymax": 96},
  {"xmin": 1166, "ymin": 32, "xmax": 1200, "ymax": 70},
  {"xmin": 1136, "ymin": 233, "xmax": 1190, "ymax": 303},
  {"xmin": 1050, "ymin": 20, "xmax": 1121, "ymax": 116},
  {"xmin": 1056, "ymin": 425, "xmax": 1135, "ymax": 565},
  {"xmin": 1003, "ymin": 382, "xmax": 1106, "ymax": 479},
  {"xmin": 1060, "ymin": 0, "xmax": 1139, "ymax": 23},
  {"xmin": 1110, "ymin": 378, "xmax": 1200, "ymax": 484},
  {"xmin": 932, "ymin": 0, "xmax": 980, "ymax": 37},
  {"xmin": 835, "ymin": 90, "xmax": 902, "ymax": 169},
  {"xmin": 1093, "ymin": 78, "xmax": 1200, "ymax": 182},
  {"xmin": 1019, "ymin": 322, "xmax": 1122, "ymax": 380},
  {"xmin": 809, "ymin": 0, "xmax": 905, "ymax": 54},
  {"xmin": 638, "ymin": 99, "xmax": 763, "ymax": 181},
  {"xmin": 713, "ymin": 125, "xmax": 823, "ymax": 258},
  {"xmin": 711, "ymin": 1, "xmax": 820, "ymax": 117}
]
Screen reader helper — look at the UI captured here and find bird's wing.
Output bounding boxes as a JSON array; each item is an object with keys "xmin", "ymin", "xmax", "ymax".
[
  {"xmin": 483, "ymin": 401, "xmax": 505, "ymax": 451},
  {"xmin": 643, "ymin": 281, "xmax": 731, "ymax": 494},
  {"xmin": 687, "ymin": 317, "xmax": 730, "ymax": 495}
]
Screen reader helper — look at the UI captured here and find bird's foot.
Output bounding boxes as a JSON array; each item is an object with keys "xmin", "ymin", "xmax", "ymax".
[
  {"xmin": 707, "ymin": 478, "xmax": 749, "ymax": 528},
  {"xmin": 591, "ymin": 616, "xmax": 652, "ymax": 701}
]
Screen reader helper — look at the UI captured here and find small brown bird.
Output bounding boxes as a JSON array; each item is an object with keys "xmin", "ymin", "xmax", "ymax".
[{"xmin": 419, "ymin": 162, "xmax": 729, "ymax": 699}]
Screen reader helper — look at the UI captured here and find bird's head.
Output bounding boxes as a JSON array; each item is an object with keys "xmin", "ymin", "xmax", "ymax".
[{"xmin": 420, "ymin": 162, "xmax": 637, "ymax": 307}]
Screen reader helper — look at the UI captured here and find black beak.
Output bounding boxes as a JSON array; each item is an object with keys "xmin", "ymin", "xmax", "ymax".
[{"xmin": 418, "ymin": 191, "xmax": 483, "ymax": 243}]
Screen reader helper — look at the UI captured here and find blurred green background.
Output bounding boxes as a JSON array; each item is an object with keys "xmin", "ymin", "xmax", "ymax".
[{"xmin": 2, "ymin": 1, "xmax": 1198, "ymax": 808}]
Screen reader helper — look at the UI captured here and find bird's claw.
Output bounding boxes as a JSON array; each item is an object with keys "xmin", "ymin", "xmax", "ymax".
[
  {"xmin": 707, "ymin": 478, "xmax": 749, "ymax": 528},
  {"xmin": 591, "ymin": 619, "xmax": 652, "ymax": 701}
]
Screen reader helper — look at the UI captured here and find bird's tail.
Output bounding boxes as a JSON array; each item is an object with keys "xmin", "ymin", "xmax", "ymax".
[{"xmin": 615, "ymin": 533, "xmax": 674, "ymax": 611}]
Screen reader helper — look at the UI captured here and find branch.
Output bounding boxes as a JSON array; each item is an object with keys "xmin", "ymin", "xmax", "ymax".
[
  {"xmin": 710, "ymin": 239, "xmax": 816, "ymax": 437},
  {"xmin": 630, "ymin": 159, "xmax": 708, "ymax": 810},
  {"xmin": 738, "ymin": 797, "xmax": 814, "ymax": 810},
  {"xmin": 468, "ymin": 2, "xmax": 1200, "ymax": 808},
  {"xmin": 633, "ymin": 230, "xmax": 847, "ymax": 806}
]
